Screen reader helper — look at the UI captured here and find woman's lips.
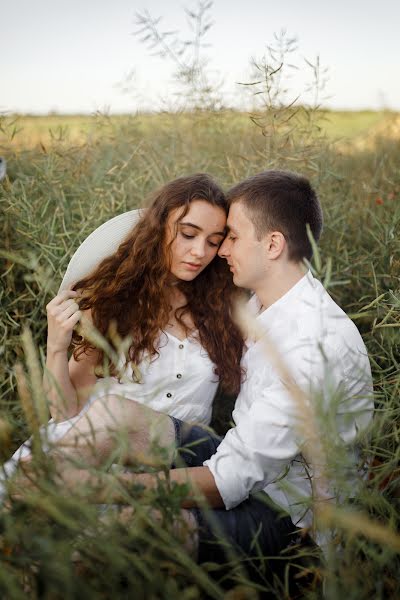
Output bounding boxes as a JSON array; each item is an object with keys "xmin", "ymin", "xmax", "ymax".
[{"xmin": 184, "ymin": 262, "xmax": 202, "ymax": 270}]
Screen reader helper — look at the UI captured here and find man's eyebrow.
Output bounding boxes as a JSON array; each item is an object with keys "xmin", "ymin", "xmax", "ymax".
[
  {"xmin": 179, "ymin": 221, "xmax": 225, "ymax": 236},
  {"xmin": 227, "ymin": 224, "xmax": 238, "ymax": 234}
]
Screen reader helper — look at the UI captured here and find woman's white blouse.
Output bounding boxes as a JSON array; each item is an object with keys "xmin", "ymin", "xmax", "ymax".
[
  {"xmin": 92, "ymin": 331, "xmax": 218, "ymax": 425},
  {"xmin": 0, "ymin": 331, "xmax": 219, "ymax": 483}
]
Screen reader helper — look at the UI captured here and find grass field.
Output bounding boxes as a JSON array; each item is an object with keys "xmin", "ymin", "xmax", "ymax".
[
  {"xmin": 0, "ymin": 108, "xmax": 399, "ymax": 598},
  {"xmin": 0, "ymin": 109, "xmax": 392, "ymax": 149}
]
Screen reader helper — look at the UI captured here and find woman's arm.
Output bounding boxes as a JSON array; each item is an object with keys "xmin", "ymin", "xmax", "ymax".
[{"xmin": 45, "ymin": 291, "xmax": 98, "ymax": 422}]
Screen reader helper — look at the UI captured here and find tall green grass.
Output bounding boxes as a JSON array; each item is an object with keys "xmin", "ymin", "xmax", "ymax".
[{"xmin": 1, "ymin": 103, "xmax": 400, "ymax": 598}]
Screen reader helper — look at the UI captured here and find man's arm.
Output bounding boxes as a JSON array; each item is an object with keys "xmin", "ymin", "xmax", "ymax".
[
  {"xmin": 117, "ymin": 467, "xmax": 224, "ymax": 508},
  {"xmin": 52, "ymin": 465, "xmax": 224, "ymax": 508}
]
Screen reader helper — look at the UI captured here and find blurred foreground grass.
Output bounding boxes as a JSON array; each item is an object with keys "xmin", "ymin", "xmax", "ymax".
[{"xmin": 0, "ymin": 109, "xmax": 399, "ymax": 598}]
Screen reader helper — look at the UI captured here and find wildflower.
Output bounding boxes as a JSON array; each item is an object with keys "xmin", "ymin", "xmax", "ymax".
[{"xmin": 375, "ymin": 197, "xmax": 384, "ymax": 205}]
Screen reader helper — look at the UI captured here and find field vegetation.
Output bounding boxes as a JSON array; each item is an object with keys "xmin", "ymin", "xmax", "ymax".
[
  {"xmin": 1, "ymin": 108, "xmax": 389, "ymax": 150},
  {"xmin": 0, "ymin": 3, "xmax": 399, "ymax": 598}
]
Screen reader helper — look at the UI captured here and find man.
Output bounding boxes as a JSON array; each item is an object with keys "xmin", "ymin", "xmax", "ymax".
[
  {"xmin": 16, "ymin": 170, "xmax": 374, "ymax": 570},
  {"xmin": 154, "ymin": 169, "xmax": 373, "ymax": 559}
]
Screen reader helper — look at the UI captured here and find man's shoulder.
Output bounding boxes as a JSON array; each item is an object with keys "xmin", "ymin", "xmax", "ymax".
[
  {"xmin": 246, "ymin": 274, "xmax": 369, "ymax": 373},
  {"xmin": 300, "ymin": 277, "xmax": 365, "ymax": 347}
]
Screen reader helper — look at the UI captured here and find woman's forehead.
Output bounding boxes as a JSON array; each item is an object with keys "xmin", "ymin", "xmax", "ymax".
[{"xmin": 170, "ymin": 200, "xmax": 226, "ymax": 230}]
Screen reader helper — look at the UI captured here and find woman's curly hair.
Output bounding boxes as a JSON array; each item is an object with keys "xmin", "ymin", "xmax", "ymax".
[{"xmin": 71, "ymin": 173, "xmax": 244, "ymax": 395}]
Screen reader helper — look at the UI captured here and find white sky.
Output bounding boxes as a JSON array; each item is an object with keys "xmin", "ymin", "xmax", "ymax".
[{"xmin": 2, "ymin": 0, "xmax": 399, "ymax": 114}]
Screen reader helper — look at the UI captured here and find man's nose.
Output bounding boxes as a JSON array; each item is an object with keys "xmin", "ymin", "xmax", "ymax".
[{"xmin": 218, "ymin": 238, "xmax": 230, "ymax": 258}]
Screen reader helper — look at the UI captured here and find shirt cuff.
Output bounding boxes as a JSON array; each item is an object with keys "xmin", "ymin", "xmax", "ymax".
[
  {"xmin": 203, "ymin": 455, "xmax": 241, "ymax": 510},
  {"xmin": 203, "ymin": 438, "xmax": 264, "ymax": 509}
]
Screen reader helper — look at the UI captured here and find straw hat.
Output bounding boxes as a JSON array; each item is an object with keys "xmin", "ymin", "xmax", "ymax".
[{"xmin": 59, "ymin": 208, "xmax": 144, "ymax": 292}]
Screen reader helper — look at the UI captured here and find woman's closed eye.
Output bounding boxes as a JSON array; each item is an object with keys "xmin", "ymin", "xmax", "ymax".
[{"xmin": 181, "ymin": 232, "xmax": 221, "ymax": 248}]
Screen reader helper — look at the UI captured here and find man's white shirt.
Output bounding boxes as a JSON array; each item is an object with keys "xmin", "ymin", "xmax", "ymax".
[{"xmin": 204, "ymin": 271, "xmax": 374, "ymax": 534}]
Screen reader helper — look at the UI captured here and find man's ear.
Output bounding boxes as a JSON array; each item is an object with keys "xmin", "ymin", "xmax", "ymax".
[{"xmin": 264, "ymin": 231, "xmax": 286, "ymax": 260}]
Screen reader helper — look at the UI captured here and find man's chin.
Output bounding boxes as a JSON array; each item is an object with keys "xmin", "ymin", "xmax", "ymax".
[
  {"xmin": 232, "ymin": 273, "xmax": 242, "ymax": 287},
  {"xmin": 232, "ymin": 274, "xmax": 250, "ymax": 290}
]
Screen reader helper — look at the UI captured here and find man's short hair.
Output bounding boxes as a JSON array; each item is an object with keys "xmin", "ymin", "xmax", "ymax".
[{"xmin": 227, "ymin": 170, "xmax": 323, "ymax": 262}]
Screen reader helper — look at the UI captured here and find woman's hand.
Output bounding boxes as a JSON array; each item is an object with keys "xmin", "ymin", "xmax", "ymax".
[{"xmin": 46, "ymin": 290, "xmax": 82, "ymax": 354}]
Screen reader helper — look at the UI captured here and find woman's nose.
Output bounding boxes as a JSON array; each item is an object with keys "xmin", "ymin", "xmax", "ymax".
[{"xmin": 191, "ymin": 239, "xmax": 206, "ymax": 258}]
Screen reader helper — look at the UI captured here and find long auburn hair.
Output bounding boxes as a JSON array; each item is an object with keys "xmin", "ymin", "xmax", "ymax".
[{"xmin": 71, "ymin": 173, "xmax": 244, "ymax": 395}]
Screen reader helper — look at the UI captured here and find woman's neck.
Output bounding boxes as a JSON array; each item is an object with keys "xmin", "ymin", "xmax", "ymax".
[{"xmin": 166, "ymin": 284, "xmax": 187, "ymax": 309}]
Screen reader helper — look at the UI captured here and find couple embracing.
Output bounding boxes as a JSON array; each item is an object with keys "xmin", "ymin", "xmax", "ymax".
[{"xmin": 10, "ymin": 170, "xmax": 373, "ymax": 578}]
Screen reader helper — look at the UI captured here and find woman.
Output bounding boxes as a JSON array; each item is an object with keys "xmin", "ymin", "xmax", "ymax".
[{"xmin": 4, "ymin": 173, "xmax": 243, "ymax": 475}]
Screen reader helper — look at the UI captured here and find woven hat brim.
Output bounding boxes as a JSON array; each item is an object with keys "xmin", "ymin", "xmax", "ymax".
[{"xmin": 59, "ymin": 209, "xmax": 144, "ymax": 292}]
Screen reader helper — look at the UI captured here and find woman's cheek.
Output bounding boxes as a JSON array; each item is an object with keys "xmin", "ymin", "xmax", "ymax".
[{"xmin": 207, "ymin": 248, "xmax": 218, "ymax": 264}]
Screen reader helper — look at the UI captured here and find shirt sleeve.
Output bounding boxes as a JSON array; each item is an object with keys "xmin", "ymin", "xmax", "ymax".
[{"xmin": 204, "ymin": 374, "xmax": 304, "ymax": 510}]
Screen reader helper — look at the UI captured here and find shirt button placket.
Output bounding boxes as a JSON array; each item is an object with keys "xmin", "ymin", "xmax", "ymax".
[{"xmin": 175, "ymin": 340, "xmax": 186, "ymax": 386}]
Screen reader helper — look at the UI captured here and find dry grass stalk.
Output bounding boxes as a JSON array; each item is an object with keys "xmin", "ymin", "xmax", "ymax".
[
  {"xmin": 21, "ymin": 326, "xmax": 48, "ymax": 426},
  {"xmin": 234, "ymin": 299, "xmax": 330, "ymax": 527},
  {"xmin": 14, "ymin": 362, "xmax": 43, "ymax": 459},
  {"xmin": 318, "ymin": 504, "xmax": 400, "ymax": 553}
]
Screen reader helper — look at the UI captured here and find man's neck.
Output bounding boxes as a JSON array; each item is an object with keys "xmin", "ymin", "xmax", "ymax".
[{"xmin": 254, "ymin": 261, "xmax": 307, "ymax": 311}]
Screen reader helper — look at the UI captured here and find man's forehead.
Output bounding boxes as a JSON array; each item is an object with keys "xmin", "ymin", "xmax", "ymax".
[{"xmin": 227, "ymin": 201, "xmax": 248, "ymax": 230}]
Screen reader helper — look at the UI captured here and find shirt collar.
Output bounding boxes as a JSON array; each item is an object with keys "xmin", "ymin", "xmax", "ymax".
[{"xmin": 249, "ymin": 270, "xmax": 315, "ymax": 327}]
